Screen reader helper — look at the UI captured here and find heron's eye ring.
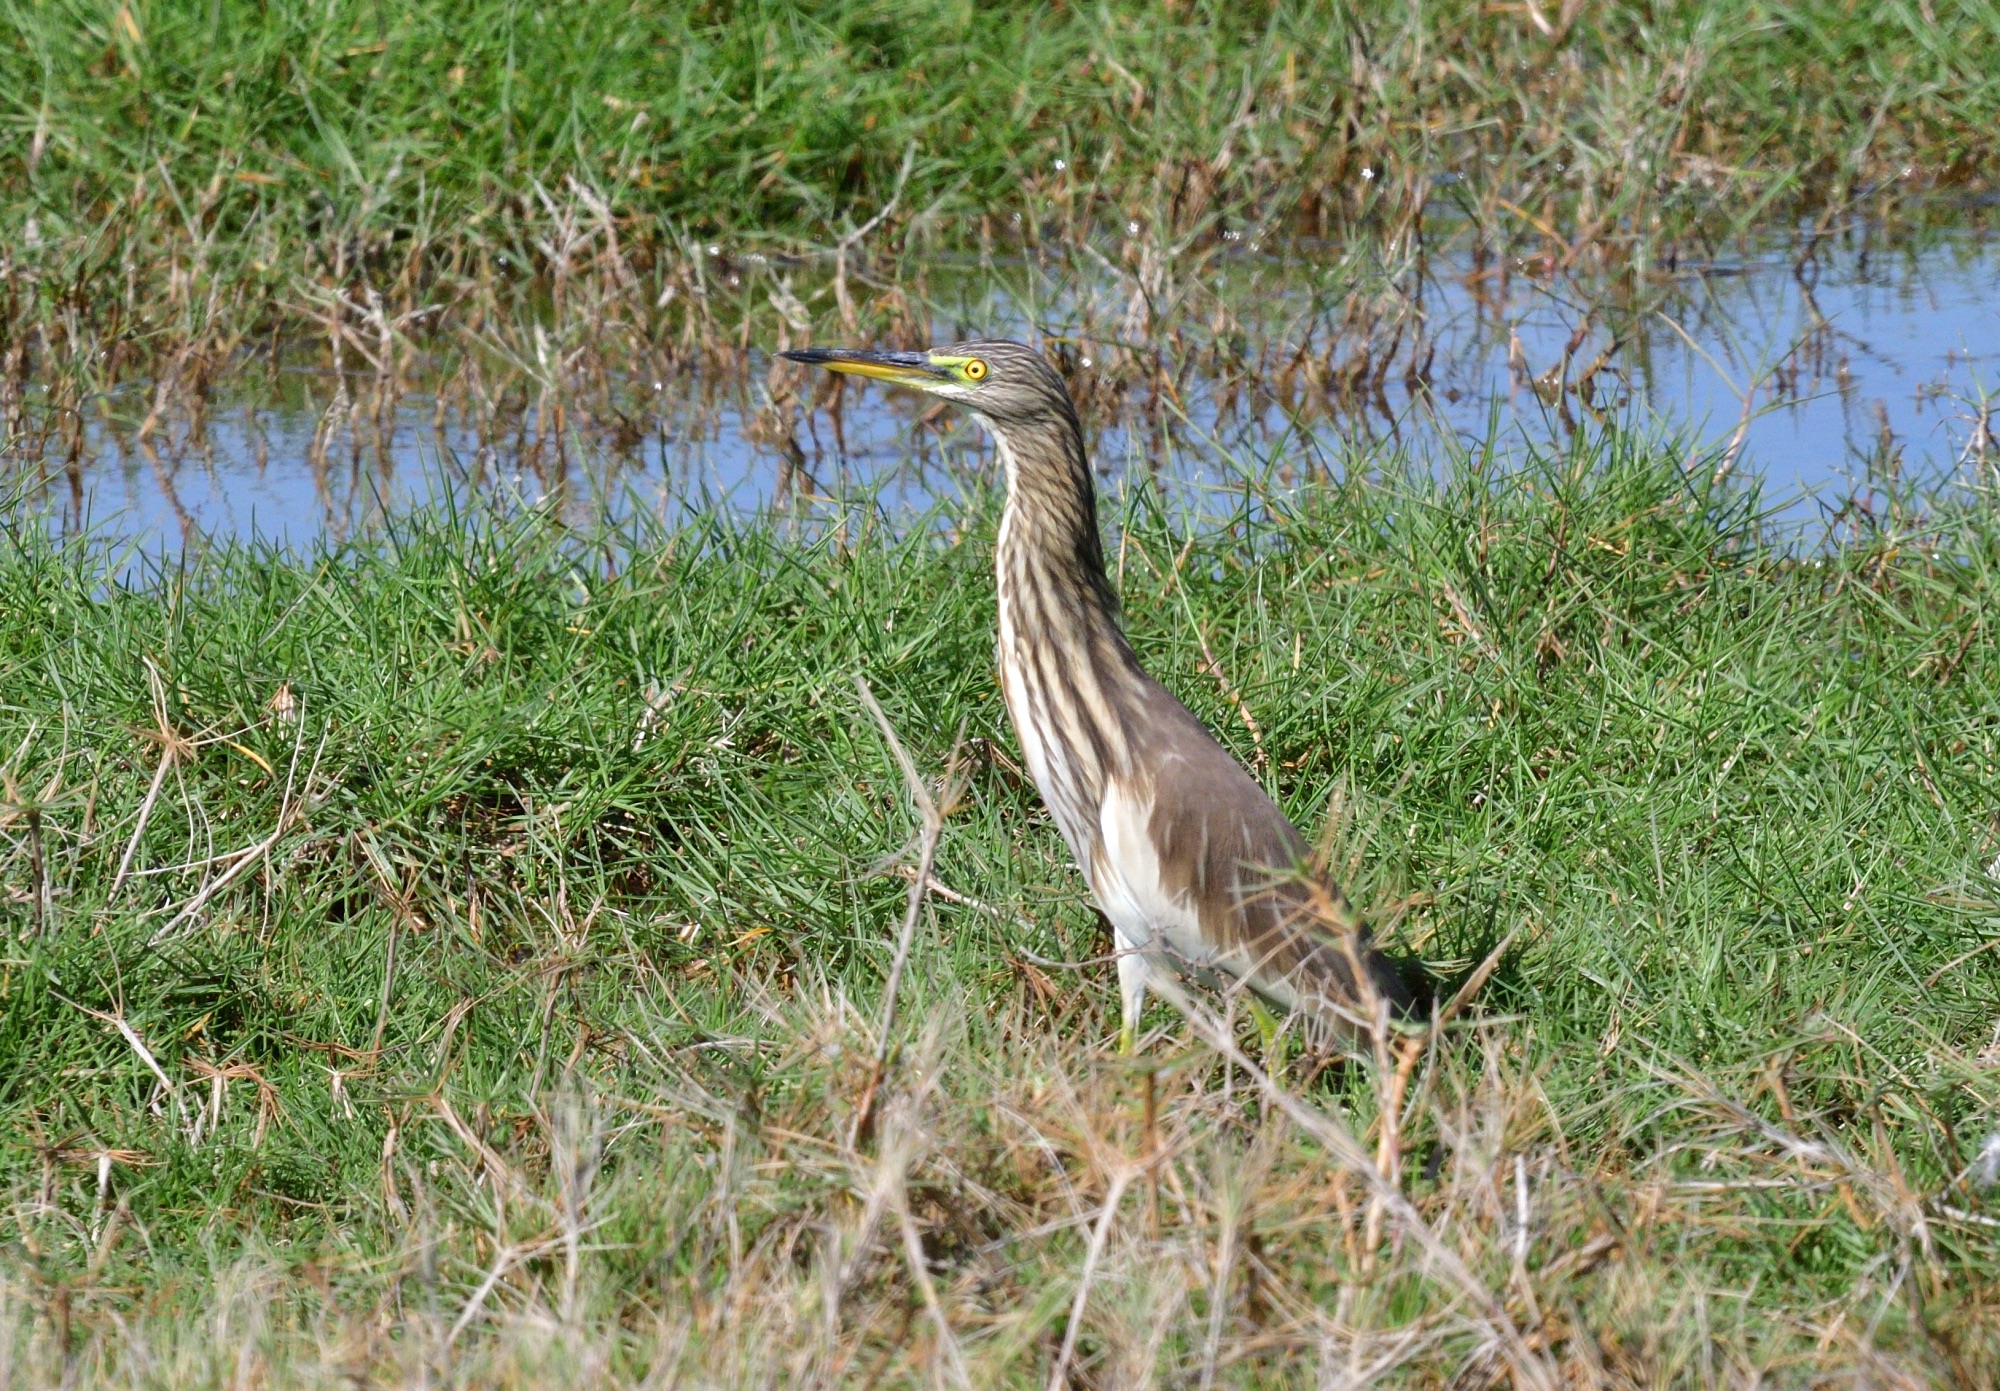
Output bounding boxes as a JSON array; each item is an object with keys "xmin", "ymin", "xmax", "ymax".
[{"xmin": 963, "ymin": 359, "xmax": 988, "ymax": 381}]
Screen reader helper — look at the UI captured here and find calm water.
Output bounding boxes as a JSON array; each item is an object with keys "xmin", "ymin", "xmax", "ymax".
[{"xmin": 22, "ymin": 222, "xmax": 2000, "ymax": 551}]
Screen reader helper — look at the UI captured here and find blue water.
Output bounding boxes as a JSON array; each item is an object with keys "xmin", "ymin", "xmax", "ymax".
[{"xmin": 20, "ymin": 222, "xmax": 2000, "ymax": 551}]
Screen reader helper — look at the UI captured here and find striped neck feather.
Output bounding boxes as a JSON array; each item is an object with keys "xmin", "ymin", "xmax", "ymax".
[{"xmin": 985, "ymin": 414, "xmax": 1149, "ymax": 806}]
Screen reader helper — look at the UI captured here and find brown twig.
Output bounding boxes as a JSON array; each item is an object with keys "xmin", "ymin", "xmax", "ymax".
[
  {"xmin": 1048, "ymin": 1166, "xmax": 1135, "ymax": 1391},
  {"xmin": 1146, "ymin": 973, "xmax": 1559, "ymax": 1391},
  {"xmin": 1195, "ymin": 630, "xmax": 1266, "ymax": 769},
  {"xmin": 851, "ymin": 676, "xmax": 967, "ymax": 1146},
  {"xmin": 146, "ymin": 718, "xmax": 322, "ymax": 947},
  {"xmin": 833, "ymin": 145, "xmax": 917, "ymax": 335}
]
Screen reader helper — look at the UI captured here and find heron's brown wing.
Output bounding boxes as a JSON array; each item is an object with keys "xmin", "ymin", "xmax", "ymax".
[{"xmin": 1133, "ymin": 694, "xmax": 1410, "ymax": 1019}]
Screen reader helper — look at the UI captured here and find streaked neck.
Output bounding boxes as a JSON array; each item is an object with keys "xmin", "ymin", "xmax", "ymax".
[
  {"xmin": 986, "ymin": 413, "xmax": 1149, "ymax": 816},
  {"xmin": 986, "ymin": 414, "xmax": 1118, "ymax": 618}
]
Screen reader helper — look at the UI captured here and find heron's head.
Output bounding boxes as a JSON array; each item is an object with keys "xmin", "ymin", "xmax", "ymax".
[{"xmin": 779, "ymin": 339, "xmax": 1076, "ymax": 433}]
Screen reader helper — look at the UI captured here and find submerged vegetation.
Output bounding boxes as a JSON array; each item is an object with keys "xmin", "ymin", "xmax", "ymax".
[{"xmin": 4, "ymin": 438, "xmax": 2000, "ymax": 1383}]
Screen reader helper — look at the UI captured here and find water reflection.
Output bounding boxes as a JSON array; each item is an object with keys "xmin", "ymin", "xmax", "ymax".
[{"xmin": 15, "ymin": 220, "xmax": 1999, "ymax": 552}]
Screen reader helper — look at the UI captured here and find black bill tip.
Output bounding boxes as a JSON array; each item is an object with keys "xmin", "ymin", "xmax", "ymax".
[{"xmin": 776, "ymin": 346, "xmax": 946, "ymax": 380}]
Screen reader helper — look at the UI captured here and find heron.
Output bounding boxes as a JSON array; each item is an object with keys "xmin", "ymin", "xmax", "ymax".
[{"xmin": 783, "ymin": 339, "xmax": 1411, "ymax": 1050}]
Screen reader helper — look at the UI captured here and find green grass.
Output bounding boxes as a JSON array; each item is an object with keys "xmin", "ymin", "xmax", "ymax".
[
  {"xmin": 4, "ymin": 426, "xmax": 2000, "ymax": 1384},
  {"xmin": 4, "ymin": 0, "xmax": 1999, "ymax": 379}
]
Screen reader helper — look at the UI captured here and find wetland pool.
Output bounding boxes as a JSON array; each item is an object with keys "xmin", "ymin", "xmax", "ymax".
[{"xmin": 14, "ymin": 219, "xmax": 1999, "ymax": 553}]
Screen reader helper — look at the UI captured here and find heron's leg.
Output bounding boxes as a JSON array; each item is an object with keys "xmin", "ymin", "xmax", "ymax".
[
  {"xmin": 1249, "ymin": 997, "xmax": 1285, "ymax": 1078},
  {"xmin": 1115, "ymin": 939, "xmax": 1148, "ymax": 1054}
]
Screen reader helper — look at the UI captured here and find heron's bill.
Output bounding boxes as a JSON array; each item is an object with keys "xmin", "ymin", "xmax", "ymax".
[{"xmin": 779, "ymin": 347, "xmax": 948, "ymax": 388}]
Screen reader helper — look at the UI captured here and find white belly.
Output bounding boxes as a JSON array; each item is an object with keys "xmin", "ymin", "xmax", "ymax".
[{"xmin": 1094, "ymin": 780, "xmax": 1209, "ymax": 969}]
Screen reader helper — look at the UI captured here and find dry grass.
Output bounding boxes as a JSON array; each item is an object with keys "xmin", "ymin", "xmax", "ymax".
[{"xmin": 7, "ymin": 990, "xmax": 1998, "ymax": 1387}]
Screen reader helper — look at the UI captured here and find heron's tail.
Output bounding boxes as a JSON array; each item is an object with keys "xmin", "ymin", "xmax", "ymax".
[{"xmin": 1248, "ymin": 873, "xmax": 1419, "ymax": 1036}]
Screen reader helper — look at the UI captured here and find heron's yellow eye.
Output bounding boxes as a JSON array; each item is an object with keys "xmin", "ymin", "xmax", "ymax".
[{"xmin": 963, "ymin": 359, "xmax": 988, "ymax": 381}]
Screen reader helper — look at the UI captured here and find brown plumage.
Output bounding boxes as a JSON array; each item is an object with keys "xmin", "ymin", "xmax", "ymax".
[{"xmin": 783, "ymin": 339, "xmax": 1410, "ymax": 1046}]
